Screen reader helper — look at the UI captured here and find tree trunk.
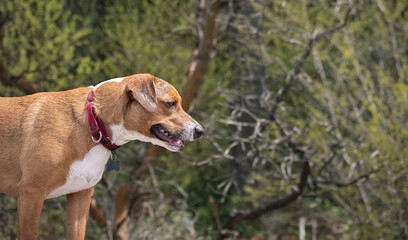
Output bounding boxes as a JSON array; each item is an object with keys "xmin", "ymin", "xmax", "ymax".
[{"xmin": 89, "ymin": 1, "xmax": 228, "ymax": 239}]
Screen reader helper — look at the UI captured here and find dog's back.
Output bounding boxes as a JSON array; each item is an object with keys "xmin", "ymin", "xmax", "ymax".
[{"xmin": 0, "ymin": 89, "xmax": 90, "ymax": 196}]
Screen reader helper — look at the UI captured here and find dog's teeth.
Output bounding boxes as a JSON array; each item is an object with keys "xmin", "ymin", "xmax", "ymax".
[{"xmin": 160, "ymin": 129, "xmax": 164, "ymax": 133}]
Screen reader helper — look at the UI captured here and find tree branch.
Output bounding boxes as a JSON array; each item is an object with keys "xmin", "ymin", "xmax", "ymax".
[
  {"xmin": 226, "ymin": 154, "xmax": 310, "ymax": 230},
  {"xmin": 209, "ymin": 196, "xmax": 223, "ymax": 239},
  {"xmin": 223, "ymin": 9, "xmax": 352, "ymax": 233},
  {"xmin": 89, "ymin": 197, "xmax": 108, "ymax": 229},
  {"xmin": 314, "ymin": 167, "xmax": 380, "ymax": 187},
  {"xmin": 225, "ymin": 115, "xmax": 311, "ymax": 230},
  {"xmin": 269, "ymin": 8, "xmax": 351, "ymax": 119}
]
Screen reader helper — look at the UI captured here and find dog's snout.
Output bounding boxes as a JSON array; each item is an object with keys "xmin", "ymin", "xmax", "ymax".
[{"xmin": 194, "ymin": 125, "xmax": 204, "ymax": 139}]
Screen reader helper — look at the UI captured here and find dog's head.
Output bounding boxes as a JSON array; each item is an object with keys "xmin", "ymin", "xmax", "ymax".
[{"xmin": 97, "ymin": 74, "xmax": 203, "ymax": 152}]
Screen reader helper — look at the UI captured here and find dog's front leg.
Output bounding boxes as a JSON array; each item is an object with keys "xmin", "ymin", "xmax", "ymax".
[
  {"xmin": 66, "ymin": 187, "xmax": 94, "ymax": 240},
  {"xmin": 17, "ymin": 187, "xmax": 46, "ymax": 240}
]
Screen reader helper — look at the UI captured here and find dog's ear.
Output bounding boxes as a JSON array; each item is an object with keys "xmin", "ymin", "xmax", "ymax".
[{"xmin": 127, "ymin": 75, "xmax": 157, "ymax": 113}]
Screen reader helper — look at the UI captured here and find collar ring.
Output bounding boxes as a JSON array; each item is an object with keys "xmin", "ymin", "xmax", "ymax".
[{"xmin": 91, "ymin": 131, "xmax": 102, "ymax": 143}]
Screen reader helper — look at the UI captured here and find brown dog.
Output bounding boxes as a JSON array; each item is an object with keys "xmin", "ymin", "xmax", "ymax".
[{"xmin": 0, "ymin": 74, "xmax": 203, "ymax": 239}]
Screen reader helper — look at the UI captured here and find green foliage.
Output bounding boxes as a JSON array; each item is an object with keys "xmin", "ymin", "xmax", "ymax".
[
  {"xmin": 220, "ymin": 0, "xmax": 408, "ymax": 238},
  {"xmin": 93, "ymin": 0, "xmax": 195, "ymax": 89},
  {"xmin": 1, "ymin": 0, "xmax": 408, "ymax": 239},
  {"xmin": 131, "ymin": 200, "xmax": 197, "ymax": 240},
  {"xmin": 2, "ymin": 0, "xmax": 92, "ymax": 92}
]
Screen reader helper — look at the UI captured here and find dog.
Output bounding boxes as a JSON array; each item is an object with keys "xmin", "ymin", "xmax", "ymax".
[{"xmin": 0, "ymin": 74, "xmax": 203, "ymax": 239}]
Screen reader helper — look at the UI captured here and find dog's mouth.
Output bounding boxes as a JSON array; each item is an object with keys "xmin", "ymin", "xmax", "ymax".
[{"xmin": 150, "ymin": 124, "xmax": 184, "ymax": 151}]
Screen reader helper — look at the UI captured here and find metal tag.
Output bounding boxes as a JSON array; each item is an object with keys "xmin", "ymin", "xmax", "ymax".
[
  {"xmin": 107, "ymin": 150, "xmax": 120, "ymax": 172},
  {"xmin": 107, "ymin": 161, "xmax": 120, "ymax": 172}
]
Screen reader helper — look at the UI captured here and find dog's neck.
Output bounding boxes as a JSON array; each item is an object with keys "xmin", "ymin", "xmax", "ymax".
[
  {"xmin": 92, "ymin": 79, "xmax": 129, "ymax": 126},
  {"xmin": 90, "ymin": 78, "xmax": 140, "ymax": 146}
]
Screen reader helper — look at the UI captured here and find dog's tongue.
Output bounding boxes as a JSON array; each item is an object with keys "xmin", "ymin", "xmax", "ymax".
[
  {"xmin": 169, "ymin": 138, "xmax": 184, "ymax": 150},
  {"xmin": 152, "ymin": 125, "xmax": 184, "ymax": 151}
]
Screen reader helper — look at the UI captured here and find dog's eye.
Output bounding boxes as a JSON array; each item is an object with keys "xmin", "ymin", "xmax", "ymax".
[{"xmin": 167, "ymin": 101, "xmax": 177, "ymax": 108}]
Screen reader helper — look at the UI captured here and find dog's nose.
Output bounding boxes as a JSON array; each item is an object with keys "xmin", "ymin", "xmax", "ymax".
[{"xmin": 194, "ymin": 126, "xmax": 204, "ymax": 139}]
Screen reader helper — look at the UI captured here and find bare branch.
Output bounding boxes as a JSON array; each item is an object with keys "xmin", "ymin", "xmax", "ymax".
[
  {"xmin": 226, "ymin": 156, "xmax": 310, "ymax": 230},
  {"xmin": 209, "ymin": 196, "xmax": 223, "ymax": 239},
  {"xmin": 226, "ymin": 115, "xmax": 311, "ymax": 230},
  {"xmin": 221, "ymin": 8, "xmax": 353, "ymax": 233},
  {"xmin": 317, "ymin": 152, "xmax": 337, "ymax": 176},
  {"xmin": 89, "ymin": 197, "xmax": 108, "ymax": 229},
  {"xmin": 269, "ymin": 8, "xmax": 351, "ymax": 119},
  {"xmin": 164, "ymin": 0, "xmax": 195, "ymax": 26},
  {"xmin": 314, "ymin": 167, "xmax": 380, "ymax": 187}
]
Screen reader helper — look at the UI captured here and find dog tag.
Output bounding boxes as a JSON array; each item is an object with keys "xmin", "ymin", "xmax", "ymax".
[
  {"xmin": 107, "ymin": 150, "xmax": 120, "ymax": 172},
  {"xmin": 107, "ymin": 161, "xmax": 120, "ymax": 172}
]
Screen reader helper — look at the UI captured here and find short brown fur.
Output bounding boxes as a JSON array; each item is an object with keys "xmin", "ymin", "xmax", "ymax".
[{"xmin": 0, "ymin": 74, "xmax": 202, "ymax": 239}]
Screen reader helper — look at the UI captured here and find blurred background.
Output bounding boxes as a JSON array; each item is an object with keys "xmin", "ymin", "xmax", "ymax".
[{"xmin": 0, "ymin": 0, "xmax": 407, "ymax": 239}]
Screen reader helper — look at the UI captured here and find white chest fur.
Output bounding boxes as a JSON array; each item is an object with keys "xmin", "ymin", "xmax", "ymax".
[{"xmin": 46, "ymin": 145, "xmax": 111, "ymax": 199}]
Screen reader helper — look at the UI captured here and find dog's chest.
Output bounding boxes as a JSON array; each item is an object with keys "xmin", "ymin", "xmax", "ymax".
[{"xmin": 46, "ymin": 145, "xmax": 111, "ymax": 199}]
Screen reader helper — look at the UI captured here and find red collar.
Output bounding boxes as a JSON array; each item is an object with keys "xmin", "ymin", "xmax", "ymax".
[{"xmin": 86, "ymin": 90, "xmax": 120, "ymax": 151}]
